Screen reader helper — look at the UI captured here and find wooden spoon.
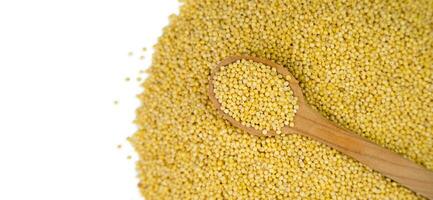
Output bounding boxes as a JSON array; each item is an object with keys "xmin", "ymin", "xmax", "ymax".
[{"xmin": 208, "ymin": 55, "xmax": 433, "ymax": 199}]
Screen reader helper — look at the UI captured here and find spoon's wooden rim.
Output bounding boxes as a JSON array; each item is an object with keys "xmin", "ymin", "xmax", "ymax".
[{"xmin": 208, "ymin": 55, "xmax": 307, "ymax": 137}]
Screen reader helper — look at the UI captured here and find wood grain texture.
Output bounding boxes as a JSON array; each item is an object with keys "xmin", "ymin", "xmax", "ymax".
[{"xmin": 208, "ymin": 55, "xmax": 433, "ymax": 199}]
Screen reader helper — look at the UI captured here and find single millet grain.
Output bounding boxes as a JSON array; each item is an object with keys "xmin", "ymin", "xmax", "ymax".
[
  {"xmin": 213, "ymin": 59, "xmax": 298, "ymax": 135},
  {"xmin": 130, "ymin": 0, "xmax": 433, "ymax": 199}
]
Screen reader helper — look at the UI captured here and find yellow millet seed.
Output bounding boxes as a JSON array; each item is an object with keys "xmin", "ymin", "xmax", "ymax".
[
  {"xmin": 131, "ymin": 0, "xmax": 432, "ymax": 199},
  {"xmin": 213, "ymin": 59, "xmax": 298, "ymax": 134}
]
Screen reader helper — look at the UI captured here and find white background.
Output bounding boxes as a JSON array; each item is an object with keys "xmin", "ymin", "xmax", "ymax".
[{"xmin": 0, "ymin": 1, "xmax": 180, "ymax": 199}]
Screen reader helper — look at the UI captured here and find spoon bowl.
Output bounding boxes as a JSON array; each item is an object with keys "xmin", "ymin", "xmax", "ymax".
[
  {"xmin": 209, "ymin": 55, "xmax": 305, "ymax": 137},
  {"xmin": 208, "ymin": 55, "xmax": 433, "ymax": 199}
]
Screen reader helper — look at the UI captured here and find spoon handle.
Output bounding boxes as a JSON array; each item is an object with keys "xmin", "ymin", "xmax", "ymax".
[{"xmin": 291, "ymin": 105, "xmax": 433, "ymax": 199}]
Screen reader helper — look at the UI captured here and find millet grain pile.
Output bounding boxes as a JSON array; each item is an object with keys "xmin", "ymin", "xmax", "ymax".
[{"xmin": 131, "ymin": 0, "xmax": 433, "ymax": 199}]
